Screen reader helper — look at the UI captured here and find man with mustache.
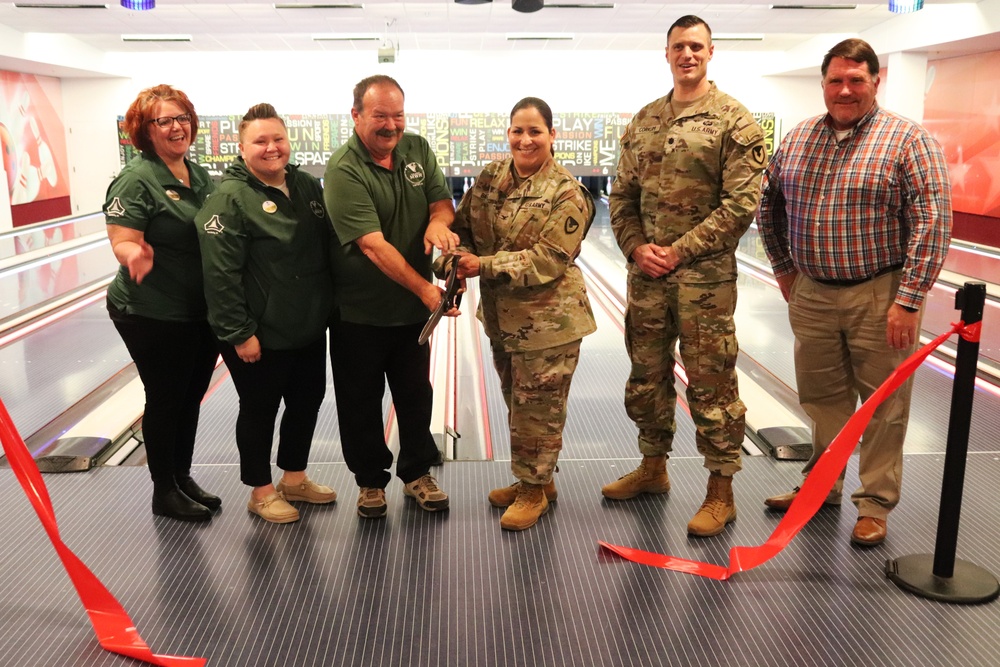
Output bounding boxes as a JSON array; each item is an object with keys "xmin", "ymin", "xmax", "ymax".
[
  {"xmin": 757, "ymin": 38, "xmax": 953, "ymax": 546},
  {"xmin": 324, "ymin": 75, "xmax": 459, "ymax": 519}
]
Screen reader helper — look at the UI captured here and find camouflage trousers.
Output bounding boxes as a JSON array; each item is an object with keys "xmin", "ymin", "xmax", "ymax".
[
  {"xmin": 491, "ymin": 339, "xmax": 582, "ymax": 485},
  {"xmin": 624, "ymin": 277, "xmax": 744, "ymax": 476}
]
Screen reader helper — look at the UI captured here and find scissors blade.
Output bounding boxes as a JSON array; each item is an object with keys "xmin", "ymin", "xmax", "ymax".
[
  {"xmin": 418, "ymin": 260, "xmax": 459, "ymax": 345},
  {"xmin": 418, "ymin": 309, "xmax": 443, "ymax": 345}
]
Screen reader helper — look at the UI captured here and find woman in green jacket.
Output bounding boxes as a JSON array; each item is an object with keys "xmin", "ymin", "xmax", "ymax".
[{"xmin": 197, "ymin": 103, "xmax": 336, "ymax": 524}]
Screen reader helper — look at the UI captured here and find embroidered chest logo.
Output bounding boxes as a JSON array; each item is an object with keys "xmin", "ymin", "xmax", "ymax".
[
  {"xmin": 310, "ymin": 200, "xmax": 325, "ymax": 218},
  {"xmin": 404, "ymin": 162, "xmax": 425, "ymax": 186},
  {"xmin": 203, "ymin": 215, "xmax": 224, "ymax": 235},
  {"xmin": 106, "ymin": 197, "xmax": 126, "ymax": 217}
]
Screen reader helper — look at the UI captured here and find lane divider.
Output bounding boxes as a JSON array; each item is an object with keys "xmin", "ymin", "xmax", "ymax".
[
  {"xmin": 599, "ymin": 321, "xmax": 976, "ymax": 580},
  {"xmin": 0, "ymin": 397, "xmax": 206, "ymax": 666}
]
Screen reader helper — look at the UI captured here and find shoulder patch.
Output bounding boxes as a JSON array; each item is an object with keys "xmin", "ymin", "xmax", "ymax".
[
  {"xmin": 106, "ymin": 197, "xmax": 126, "ymax": 218},
  {"xmin": 203, "ymin": 215, "xmax": 225, "ymax": 235},
  {"xmin": 565, "ymin": 216, "xmax": 580, "ymax": 235},
  {"xmin": 750, "ymin": 145, "xmax": 767, "ymax": 168}
]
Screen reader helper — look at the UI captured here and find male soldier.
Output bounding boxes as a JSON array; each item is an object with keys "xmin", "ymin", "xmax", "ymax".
[
  {"xmin": 324, "ymin": 75, "xmax": 459, "ymax": 519},
  {"xmin": 602, "ymin": 15, "xmax": 766, "ymax": 537},
  {"xmin": 758, "ymin": 38, "xmax": 952, "ymax": 546}
]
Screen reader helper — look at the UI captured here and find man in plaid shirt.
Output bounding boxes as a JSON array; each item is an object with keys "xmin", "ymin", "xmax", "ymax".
[{"xmin": 757, "ymin": 38, "xmax": 952, "ymax": 547}]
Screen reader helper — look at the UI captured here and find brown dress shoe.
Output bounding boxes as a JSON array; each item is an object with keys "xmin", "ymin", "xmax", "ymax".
[
  {"xmin": 764, "ymin": 486, "xmax": 842, "ymax": 511},
  {"xmin": 851, "ymin": 516, "xmax": 887, "ymax": 546}
]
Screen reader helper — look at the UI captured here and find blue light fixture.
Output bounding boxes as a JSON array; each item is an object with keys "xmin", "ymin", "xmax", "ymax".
[
  {"xmin": 120, "ymin": 0, "xmax": 154, "ymax": 10},
  {"xmin": 888, "ymin": 0, "xmax": 922, "ymax": 13}
]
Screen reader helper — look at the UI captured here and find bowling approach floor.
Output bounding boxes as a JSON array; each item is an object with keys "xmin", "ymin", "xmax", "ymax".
[{"xmin": 3, "ymin": 452, "xmax": 1000, "ymax": 667}]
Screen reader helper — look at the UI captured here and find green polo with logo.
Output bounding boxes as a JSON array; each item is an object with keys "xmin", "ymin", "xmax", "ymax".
[
  {"xmin": 323, "ymin": 131, "xmax": 451, "ymax": 326},
  {"xmin": 195, "ymin": 158, "xmax": 333, "ymax": 350},
  {"xmin": 103, "ymin": 153, "xmax": 215, "ymax": 321}
]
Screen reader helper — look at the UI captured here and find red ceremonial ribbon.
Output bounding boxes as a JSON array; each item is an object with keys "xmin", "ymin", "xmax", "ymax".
[
  {"xmin": 600, "ymin": 321, "xmax": 969, "ymax": 580},
  {"xmin": 0, "ymin": 397, "xmax": 206, "ymax": 667}
]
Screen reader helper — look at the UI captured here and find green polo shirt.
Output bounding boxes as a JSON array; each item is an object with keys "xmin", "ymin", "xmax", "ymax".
[
  {"xmin": 324, "ymin": 131, "xmax": 451, "ymax": 326},
  {"xmin": 104, "ymin": 153, "xmax": 215, "ymax": 321}
]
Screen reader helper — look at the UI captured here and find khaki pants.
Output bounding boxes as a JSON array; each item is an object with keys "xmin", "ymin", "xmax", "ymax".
[
  {"xmin": 789, "ymin": 271, "xmax": 917, "ymax": 519},
  {"xmin": 491, "ymin": 340, "xmax": 581, "ymax": 485}
]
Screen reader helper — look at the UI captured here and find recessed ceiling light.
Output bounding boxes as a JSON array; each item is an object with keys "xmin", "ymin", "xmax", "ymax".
[
  {"xmin": 507, "ymin": 33, "xmax": 575, "ymax": 41},
  {"xmin": 121, "ymin": 34, "xmax": 192, "ymax": 42},
  {"xmin": 769, "ymin": 4, "xmax": 858, "ymax": 8},
  {"xmin": 274, "ymin": 3, "xmax": 364, "ymax": 8},
  {"xmin": 13, "ymin": 3, "xmax": 108, "ymax": 8},
  {"xmin": 312, "ymin": 33, "xmax": 381, "ymax": 41}
]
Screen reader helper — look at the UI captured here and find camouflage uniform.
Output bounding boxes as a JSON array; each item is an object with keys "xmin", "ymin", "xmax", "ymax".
[
  {"xmin": 453, "ymin": 156, "xmax": 597, "ymax": 484},
  {"xmin": 610, "ymin": 82, "xmax": 766, "ymax": 476}
]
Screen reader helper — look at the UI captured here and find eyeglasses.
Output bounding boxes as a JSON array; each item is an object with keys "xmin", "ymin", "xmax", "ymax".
[{"xmin": 149, "ymin": 114, "xmax": 192, "ymax": 128}]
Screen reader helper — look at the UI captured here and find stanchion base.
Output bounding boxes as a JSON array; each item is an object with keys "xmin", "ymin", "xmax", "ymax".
[{"xmin": 886, "ymin": 554, "xmax": 1000, "ymax": 604}]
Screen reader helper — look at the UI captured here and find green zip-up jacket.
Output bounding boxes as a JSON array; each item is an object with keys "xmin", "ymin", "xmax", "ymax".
[{"xmin": 196, "ymin": 158, "xmax": 333, "ymax": 350}]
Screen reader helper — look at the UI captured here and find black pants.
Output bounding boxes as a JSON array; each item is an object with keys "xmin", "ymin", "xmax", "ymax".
[
  {"xmin": 219, "ymin": 336, "xmax": 327, "ymax": 487},
  {"xmin": 109, "ymin": 303, "xmax": 218, "ymax": 490},
  {"xmin": 329, "ymin": 319, "xmax": 438, "ymax": 488}
]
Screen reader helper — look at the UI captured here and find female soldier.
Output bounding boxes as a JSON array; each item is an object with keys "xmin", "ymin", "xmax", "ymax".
[
  {"xmin": 448, "ymin": 97, "xmax": 596, "ymax": 530},
  {"xmin": 197, "ymin": 103, "xmax": 336, "ymax": 524},
  {"xmin": 104, "ymin": 84, "xmax": 220, "ymax": 522}
]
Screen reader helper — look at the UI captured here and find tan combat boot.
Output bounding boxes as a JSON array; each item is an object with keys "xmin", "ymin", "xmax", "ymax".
[
  {"xmin": 601, "ymin": 455, "xmax": 671, "ymax": 500},
  {"xmin": 489, "ymin": 480, "xmax": 558, "ymax": 508},
  {"xmin": 500, "ymin": 483, "xmax": 550, "ymax": 531},
  {"xmin": 687, "ymin": 471, "xmax": 737, "ymax": 537}
]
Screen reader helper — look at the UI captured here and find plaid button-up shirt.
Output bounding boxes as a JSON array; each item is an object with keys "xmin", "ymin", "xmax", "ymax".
[{"xmin": 758, "ymin": 103, "xmax": 952, "ymax": 308}]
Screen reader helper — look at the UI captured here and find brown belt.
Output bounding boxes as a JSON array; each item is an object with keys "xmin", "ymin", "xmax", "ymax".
[{"xmin": 811, "ymin": 264, "xmax": 902, "ymax": 287}]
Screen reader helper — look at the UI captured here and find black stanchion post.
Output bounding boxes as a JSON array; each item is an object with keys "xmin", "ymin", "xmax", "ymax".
[{"xmin": 886, "ymin": 281, "xmax": 999, "ymax": 603}]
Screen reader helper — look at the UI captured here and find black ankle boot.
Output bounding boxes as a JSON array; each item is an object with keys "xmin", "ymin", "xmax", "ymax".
[
  {"xmin": 177, "ymin": 477, "xmax": 222, "ymax": 511},
  {"xmin": 152, "ymin": 487, "xmax": 212, "ymax": 522}
]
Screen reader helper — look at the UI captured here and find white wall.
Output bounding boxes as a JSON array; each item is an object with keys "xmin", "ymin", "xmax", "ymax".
[
  {"xmin": 113, "ymin": 47, "xmax": 825, "ymax": 133},
  {"xmin": 117, "ymin": 49, "xmax": 789, "ymax": 117},
  {"xmin": 61, "ymin": 78, "xmax": 134, "ymax": 216}
]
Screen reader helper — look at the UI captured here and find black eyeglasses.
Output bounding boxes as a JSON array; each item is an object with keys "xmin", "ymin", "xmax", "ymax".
[{"xmin": 149, "ymin": 114, "xmax": 192, "ymax": 128}]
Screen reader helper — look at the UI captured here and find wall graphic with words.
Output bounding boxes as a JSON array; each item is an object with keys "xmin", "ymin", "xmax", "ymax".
[{"xmin": 120, "ymin": 111, "xmax": 776, "ymax": 178}]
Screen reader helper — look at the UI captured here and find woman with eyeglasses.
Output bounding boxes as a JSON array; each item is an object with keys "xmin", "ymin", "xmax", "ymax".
[{"xmin": 103, "ymin": 84, "xmax": 221, "ymax": 522}]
